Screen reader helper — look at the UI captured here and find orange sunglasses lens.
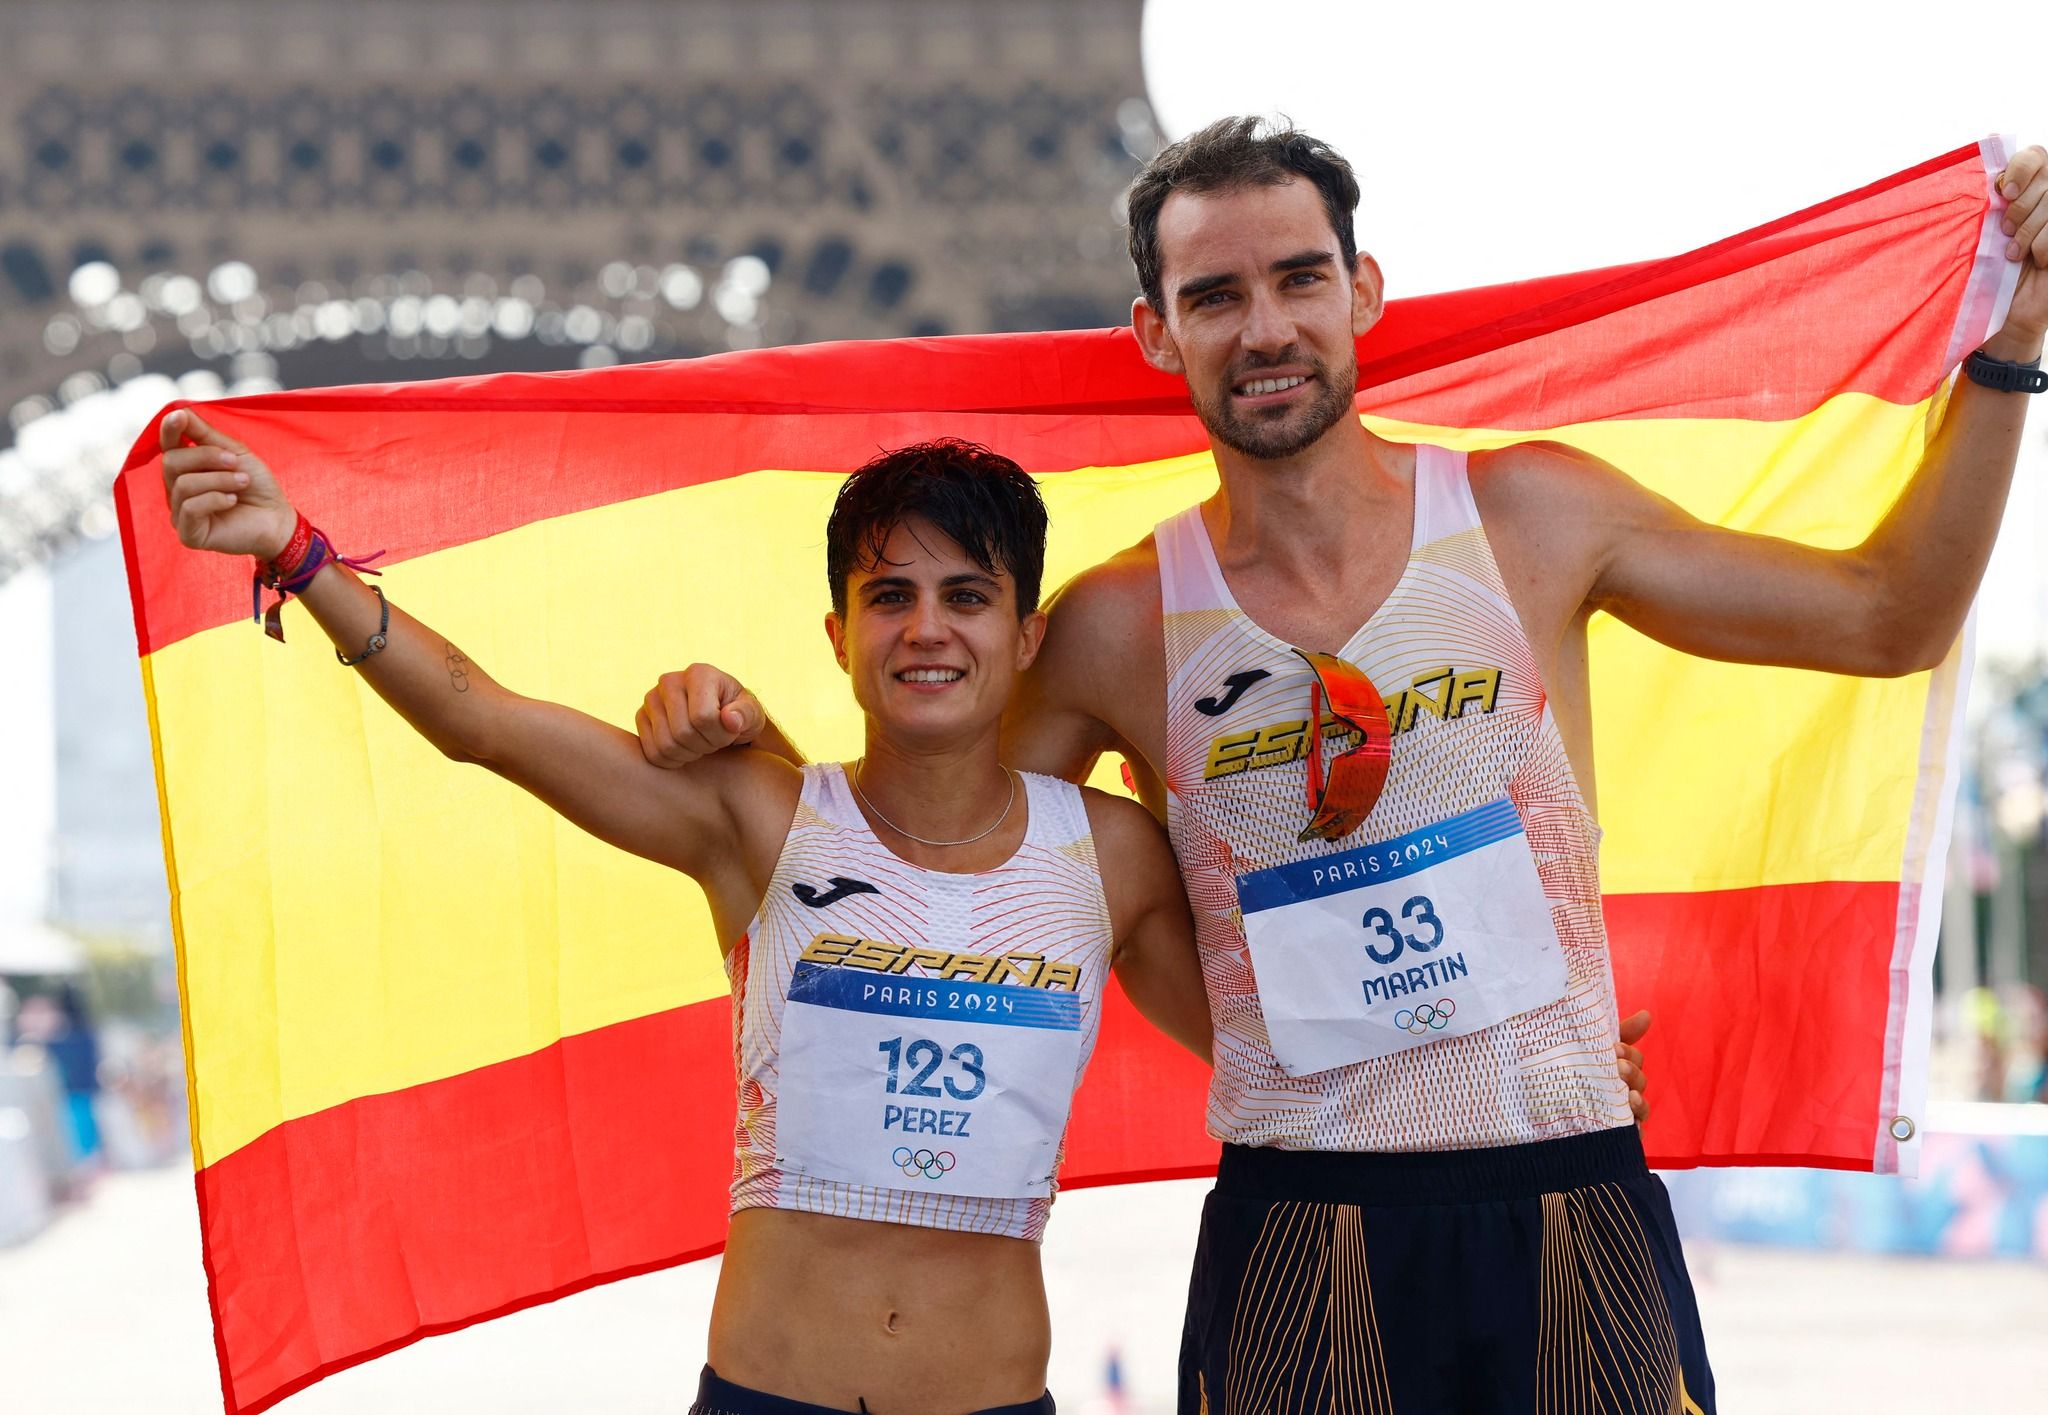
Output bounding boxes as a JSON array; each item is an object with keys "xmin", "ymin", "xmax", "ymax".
[{"xmin": 1295, "ymin": 649, "xmax": 1391, "ymax": 842}]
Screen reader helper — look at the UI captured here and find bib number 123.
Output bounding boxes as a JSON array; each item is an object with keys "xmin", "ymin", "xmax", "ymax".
[{"xmin": 877, "ymin": 1036, "xmax": 987, "ymax": 1101}]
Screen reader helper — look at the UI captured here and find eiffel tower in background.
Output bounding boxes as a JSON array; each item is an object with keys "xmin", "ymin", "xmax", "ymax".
[{"xmin": 0, "ymin": 0, "xmax": 1160, "ymax": 945}]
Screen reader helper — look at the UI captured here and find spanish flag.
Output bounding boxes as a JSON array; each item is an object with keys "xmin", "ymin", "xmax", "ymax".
[{"xmin": 116, "ymin": 140, "xmax": 2014, "ymax": 1413}]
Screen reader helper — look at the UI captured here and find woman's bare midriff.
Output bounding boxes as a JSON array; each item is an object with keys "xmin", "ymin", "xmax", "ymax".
[{"xmin": 707, "ymin": 1207, "xmax": 1052, "ymax": 1415}]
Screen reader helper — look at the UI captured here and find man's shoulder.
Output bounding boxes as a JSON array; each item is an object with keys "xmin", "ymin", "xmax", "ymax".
[
  {"xmin": 1044, "ymin": 533, "xmax": 1162, "ymax": 634},
  {"xmin": 1469, "ymin": 438, "xmax": 1610, "ymax": 484},
  {"xmin": 1018, "ymin": 532, "xmax": 1168, "ymax": 751},
  {"xmin": 1468, "ymin": 439, "xmax": 1637, "ymax": 520}
]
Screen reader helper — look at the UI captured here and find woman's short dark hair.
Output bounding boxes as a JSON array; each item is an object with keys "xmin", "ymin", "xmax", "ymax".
[
  {"xmin": 826, "ymin": 438, "xmax": 1048, "ymax": 617},
  {"xmin": 1126, "ymin": 115, "xmax": 1361, "ymax": 314}
]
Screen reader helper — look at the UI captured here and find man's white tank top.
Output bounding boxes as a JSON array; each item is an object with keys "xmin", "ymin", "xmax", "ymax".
[
  {"xmin": 728, "ymin": 762, "xmax": 1112, "ymax": 1241},
  {"xmin": 1156, "ymin": 444, "xmax": 1633, "ymax": 1151}
]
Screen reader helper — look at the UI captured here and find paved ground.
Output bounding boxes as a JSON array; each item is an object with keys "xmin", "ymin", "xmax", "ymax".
[{"xmin": 3, "ymin": 1166, "xmax": 2045, "ymax": 1413}]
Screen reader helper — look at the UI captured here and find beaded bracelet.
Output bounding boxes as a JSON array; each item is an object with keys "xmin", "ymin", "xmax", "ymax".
[
  {"xmin": 335, "ymin": 585, "xmax": 391, "ymax": 667},
  {"xmin": 252, "ymin": 512, "xmax": 386, "ymax": 643}
]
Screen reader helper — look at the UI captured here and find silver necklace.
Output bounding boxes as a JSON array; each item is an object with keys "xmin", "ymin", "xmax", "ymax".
[{"xmin": 850, "ymin": 759, "xmax": 1018, "ymax": 847}]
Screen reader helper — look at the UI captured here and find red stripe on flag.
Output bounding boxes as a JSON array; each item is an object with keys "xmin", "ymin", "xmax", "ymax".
[
  {"xmin": 195, "ymin": 1000, "xmax": 734, "ymax": 1415},
  {"xmin": 1064, "ymin": 981, "xmax": 1219, "ymax": 1186},
  {"xmin": 1611, "ymin": 879, "xmax": 1899, "ymax": 1172},
  {"xmin": 117, "ymin": 144, "xmax": 1991, "ymax": 657},
  {"xmin": 1358, "ymin": 141, "xmax": 1987, "ymax": 422}
]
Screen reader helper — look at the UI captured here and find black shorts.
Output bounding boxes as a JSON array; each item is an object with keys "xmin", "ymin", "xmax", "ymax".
[
  {"xmin": 689, "ymin": 1365, "xmax": 1055, "ymax": 1415},
  {"xmin": 1178, "ymin": 1126, "xmax": 1713, "ymax": 1414}
]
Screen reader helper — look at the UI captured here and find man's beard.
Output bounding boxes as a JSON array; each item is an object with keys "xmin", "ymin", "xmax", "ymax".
[{"xmin": 1192, "ymin": 352, "xmax": 1359, "ymax": 461}]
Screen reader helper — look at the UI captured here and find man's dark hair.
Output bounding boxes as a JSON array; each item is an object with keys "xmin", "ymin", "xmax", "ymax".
[
  {"xmin": 1126, "ymin": 115, "xmax": 1361, "ymax": 314},
  {"xmin": 826, "ymin": 438, "xmax": 1048, "ymax": 617}
]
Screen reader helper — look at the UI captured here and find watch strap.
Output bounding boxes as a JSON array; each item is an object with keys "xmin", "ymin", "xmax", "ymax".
[{"xmin": 1963, "ymin": 348, "xmax": 2048, "ymax": 393}]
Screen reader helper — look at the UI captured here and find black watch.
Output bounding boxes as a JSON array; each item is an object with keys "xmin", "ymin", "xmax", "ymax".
[{"xmin": 1963, "ymin": 348, "xmax": 2048, "ymax": 393}]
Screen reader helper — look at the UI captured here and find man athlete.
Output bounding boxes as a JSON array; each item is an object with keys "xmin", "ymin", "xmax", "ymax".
[
  {"xmin": 156, "ymin": 424, "xmax": 1214, "ymax": 1414},
  {"xmin": 635, "ymin": 119, "xmax": 2048, "ymax": 1413}
]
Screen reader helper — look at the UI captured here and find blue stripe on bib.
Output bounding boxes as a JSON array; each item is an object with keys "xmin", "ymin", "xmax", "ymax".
[
  {"xmin": 1237, "ymin": 798, "xmax": 1526, "ymax": 914},
  {"xmin": 787, "ymin": 961, "xmax": 1083, "ymax": 1031}
]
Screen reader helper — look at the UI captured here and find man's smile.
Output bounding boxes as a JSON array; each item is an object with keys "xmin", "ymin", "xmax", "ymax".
[{"xmin": 1233, "ymin": 372, "xmax": 1312, "ymax": 404}]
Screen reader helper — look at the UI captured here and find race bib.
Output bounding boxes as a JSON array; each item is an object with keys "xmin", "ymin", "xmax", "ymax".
[
  {"xmin": 1236, "ymin": 798, "xmax": 1570, "ymax": 1076},
  {"xmin": 775, "ymin": 962, "xmax": 1085, "ymax": 1198}
]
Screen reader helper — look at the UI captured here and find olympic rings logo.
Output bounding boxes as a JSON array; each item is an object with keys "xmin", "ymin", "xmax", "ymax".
[
  {"xmin": 1393, "ymin": 999, "xmax": 1457, "ymax": 1036},
  {"xmin": 892, "ymin": 1147, "xmax": 957, "ymax": 1181}
]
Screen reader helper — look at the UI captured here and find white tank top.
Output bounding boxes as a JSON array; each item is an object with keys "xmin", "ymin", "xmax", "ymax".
[
  {"xmin": 1157, "ymin": 444, "xmax": 1632, "ymax": 1151},
  {"xmin": 729, "ymin": 762, "xmax": 1112, "ymax": 1241}
]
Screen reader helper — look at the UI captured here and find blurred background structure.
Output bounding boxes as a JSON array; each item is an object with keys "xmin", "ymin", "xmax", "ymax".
[{"xmin": 1, "ymin": 1, "xmax": 2044, "ymax": 1410}]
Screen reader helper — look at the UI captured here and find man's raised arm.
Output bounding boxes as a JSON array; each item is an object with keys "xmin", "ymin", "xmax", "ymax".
[
  {"xmin": 1500, "ymin": 148, "xmax": 2048, "ymax": 676},
  {"xmin": 161, "ymin": 407, "xmax": 766, "ymax": 888}
]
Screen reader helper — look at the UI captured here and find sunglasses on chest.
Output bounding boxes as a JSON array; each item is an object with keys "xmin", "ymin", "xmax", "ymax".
[{"xmin": 1294, "ymin": 649, "xmax": 1392, "ymax": 843}]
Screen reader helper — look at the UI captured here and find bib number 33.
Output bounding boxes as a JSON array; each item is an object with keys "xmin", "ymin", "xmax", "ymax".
[
  {"xmin": 1235, "ymin": 799, "xmax": 1570, "ymax": 1074},
  {"xmin": 1362, "ymin": 895, "xmax": 1443, "ymax": 965}
]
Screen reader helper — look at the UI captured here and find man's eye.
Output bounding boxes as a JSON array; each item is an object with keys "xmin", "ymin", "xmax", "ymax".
[{"xmin": 949, "ymin": 591, "xmax": 989, "ymax": 605}]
